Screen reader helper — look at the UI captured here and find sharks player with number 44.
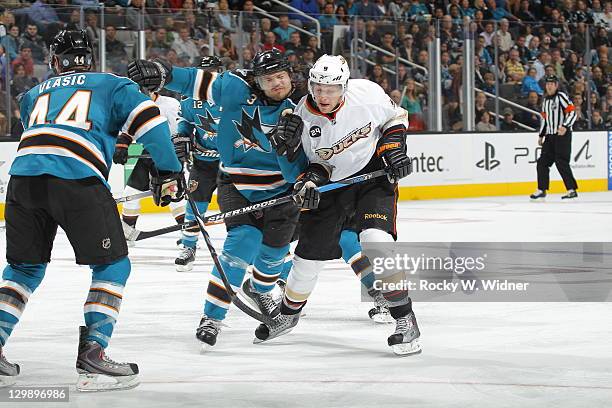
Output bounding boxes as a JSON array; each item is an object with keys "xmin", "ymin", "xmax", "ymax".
[{"xmin": 262, "ymin": 55, "xmax": 421, "ymax": 356}]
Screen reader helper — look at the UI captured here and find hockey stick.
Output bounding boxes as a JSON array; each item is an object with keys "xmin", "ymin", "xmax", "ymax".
[
  {"xmin": 125, "ymin": 169, "xmax": 388, "ymax": 242},
  {"xmin": 184, "ymin": 188, "xmax": 275, "ymax": 325},
  {"xmin": 114, "ymin": 190, "xmax": 152, "ymax": 204}
]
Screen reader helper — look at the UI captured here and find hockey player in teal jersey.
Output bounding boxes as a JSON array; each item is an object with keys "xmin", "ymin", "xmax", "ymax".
[
  {"xmin": 129, "ymin": 50, "xmax": 307, "ymax": 350},
  {"xmin": 173, "ymin": 56, "xmax": 222, "ymax": 272},
  {"xmin": 0, "ymin": 31, "xmax": 184, "ymax": 391}
]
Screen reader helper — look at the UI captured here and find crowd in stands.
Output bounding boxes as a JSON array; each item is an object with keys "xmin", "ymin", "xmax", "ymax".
[{"xmin": 0, "ymin": 0, "xmax": 611, "ymax": 137}]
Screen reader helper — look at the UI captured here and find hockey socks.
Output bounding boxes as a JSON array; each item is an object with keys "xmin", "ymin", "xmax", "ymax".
[{"xmin": 84, "ymin": 257, "xmax": 131, "ymax": 348}]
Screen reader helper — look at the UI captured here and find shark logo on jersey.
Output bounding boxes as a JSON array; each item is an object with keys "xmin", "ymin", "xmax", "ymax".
[
  {"xmin": 233, "ymin": 107, "xmax": 274, "ymax": 153},
  {"xmin": 195, "ymin": 109, "xmax": 219, "ymax": 137},
  {"xmin": 315, "ymin": 122, "xmax": 372, "ymax": 160}
]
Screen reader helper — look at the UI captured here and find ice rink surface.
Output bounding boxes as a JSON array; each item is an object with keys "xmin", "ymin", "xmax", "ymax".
[{"xmin": 1, "ymin": 192, "xmax": 611, "ymax": 408}]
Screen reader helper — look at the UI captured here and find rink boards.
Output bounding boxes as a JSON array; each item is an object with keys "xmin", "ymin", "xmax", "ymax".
[{"xmin": 0, "ymin": 130, "xmax": 610, "ymax": 219}]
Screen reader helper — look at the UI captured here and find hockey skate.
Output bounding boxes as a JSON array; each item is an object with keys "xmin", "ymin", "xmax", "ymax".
[
  {"xmin": 367, "ymin": 291, "xmax": 393, "ymax": 324},
  {"xmin": 241, "ymin": 279, "xmax": 280, "ymax": 318},
  {"xmin": 387, "ymin": 312, "xmax": 422, "ymax": 356},
  {"xmin": 253, "ymin": 313, "xmax": 300, "ymax": 344},
  {"xmin": 561, "ymin": 190, "xmax": 578, "ymax": 200},
  {"xmin": 175, "ymin": 246, "xmax": 196, "ymax": 272},
  {"xmin": 75, "ymin": 327, "xmax": 139, "ymax": 392},
  {"xmin": 195, "ymin": 315, "xmax": 224, "ymax": 353},
  {"xmin": 529, "ymin": 190, "xmax": 546, "ymax": 200},
  {"xmin": 0, "ymin": 347, "xmax": 19, "ymax": 387}
]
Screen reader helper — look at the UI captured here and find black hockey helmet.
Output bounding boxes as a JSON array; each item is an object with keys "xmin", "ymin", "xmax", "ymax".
[
  {"xmin": 252, "ymin": 48, "xmax": 291, "ymax": 77},
  {"xmin": 49, "ymin": 30, "xmax": 94, "ymax": 74},
  {"xmin": 544, "ymin": 74, "xmax": 559, "ymax": 83},
  {"xmin": 194, "ymin": 55, "xmax": 223, "ymax": 72}
]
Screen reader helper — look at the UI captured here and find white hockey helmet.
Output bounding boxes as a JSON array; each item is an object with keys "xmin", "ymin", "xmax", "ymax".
[{"xmin": 308, "ymin": 55, "xmax": 350, "ymax": 97}]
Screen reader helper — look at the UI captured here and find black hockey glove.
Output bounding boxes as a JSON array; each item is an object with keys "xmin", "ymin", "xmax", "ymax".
[
  {"xmin": 268, "ymin": 111, "xmax": 303, "ymax": 162},
  {"xmin": 113, "ymin": 133, "xmax": 133, "ymax": 165},
  {"xmin": 293, "ymin": 163, "xmax": 331, "ymax": 210},
  {"xmin": 377, "ymin": 128, "xmax": 412, "ymax": 183},
  {"xmin": 171, "ymin": 133, "xmax": 192, "ymax": 164},
  {"xmin": 127, "ymin": 59, "xmax": 172, "ymax": 93},
  {"xmin": 150, "ymin": 171, "xmax": 186, "ymax": 207}
]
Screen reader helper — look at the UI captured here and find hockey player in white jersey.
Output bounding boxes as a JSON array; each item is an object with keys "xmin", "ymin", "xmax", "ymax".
[
  {"xmin": 113, "ymin": 90, "xmax": 187, "ymax": 240},
  {"xmin": 260, "ymin": 55, "xmax": 421, "ymax": 355}
]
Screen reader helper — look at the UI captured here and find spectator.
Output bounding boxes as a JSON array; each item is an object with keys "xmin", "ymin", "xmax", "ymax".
[
  {"xmin": 389, "ymin": 89, "xmax": 401, "ymax": 105},
  {"xmin": 215, "ymin": 0, "xmax": 236, "ymax": 32},
  {"xmin": 522, "ymin": 67, "xmax": 544, "ymax": 96},
  {"xmin": 377, "ymin": 32, "xmax": 396, "ymax": 66},
  {"xmin": 219, "ymin": 33, "xmax": 238, "ymax": 61},
  {"xmin": 388, "ymin": 0, "xmax": 403, "ymax": 20},
  {"xmin": 241, "ymin": 0, "xmax": 260, "ymax": 33},
  {"xmin": 14, "ymin": 0, "xmax": 60, "ymax": 34},
  {"xmin": 151, "ymin": 27, "xmax": 172, "ymax": 55},
  {"xmin": 354, "ymin": 0, "xmax": 381, "ymax": 19},
  {"xmin": 476, "ymin": 110, "xmax": 496, "ymax": 131},
  {"xmin": 148, "ymin": 0, "xmax": 172, "ymax": 28},
  {"xmin": 538, "ymin": 65, "xmax": 558, "ymax": 91},
  {"xmin": 306, "ymin": 36, "xmax": 323, "ymax": 59},
  {"xmin": 514, "ymin": 36, "xmax": 529, "ymax": 64},
  {"xmin": 593, "ymin": 1, "xmax": 612, "ymax": 27},
  {"xmin": 473, "ymin": 0, "xmax": 493, "ymax": 20},
  {"xmin": 290, "ymin": 0, "xmax": 321, "ymax": 28},
  {"xmin": 399, "ymin": 34, "xmax": 417, "ymax": 62},
  {"xmin": 105, "ymin": 26, "xmax": 128, "ymax": 73},
  {"xmin": 20, "ymin": 24, "xmax": 47, "ymax": 65},
  {"xmin": 85, "ymin": 12, "xmax": 100, "ymax": 53},
  {"xmin": 413, "ymin": 49, "xmax": 429, "ymax": 84},
  {"xmin": 500, "ymin": 108, "xmax": 519, "ymax": 130},
  {"xmin": 571, "ymin": 23, "xmax": 588, "ymax": 54},
  {"xmin": 365, "ymin": 20, "xmax": 381, "ymax": 47},
  {"xmin": 318, "ymin": 3, "xmax": 338, "ymax": 33},
  {"xmin": 444, "ymin": 97, "xmax": 463, "ymax": 131},
  {"xmin": 516, "ymin": 0, "xmax": 537, "ymax": 22},
  {"xmin": 550, "ymin": 48, "xmax": 566, "ymax": 83},
  {"xmin": 592, "ymin": 66, "xmax": 607, "ymax": 97},
  {"xmin": 475, "ymin": 91, "xmax": 488, "ymax": 123},
  {"xmin": 273, "ymin": 15, "xmax": 296, "ymax": 44},
  {"xmin": 401, "ymin": 78, "xmax": 422, "ymax": 115},
  {"xmin": 505, "ymin": 48, "xmax": 525, "ymax": 83},
  {"xmin": 593, "ymin": 26, "xmax": 610, "ymax": 48},
  {"xmin": 397, "ymin": 64, "xmax": 410, "ymax": 85},
  {"xmin": 518, "ymin": 91, "xmax": 542, "ymax": 129},
  {"xmin": 262, "ymin": 31, "xmax": 285, "ymax": 53},
  {"xmin": 126, "ymin": 0, "xmax": 153, "ymax": 30},
  {"xmin": 495, "ymin": 19, "xmax": 514, "ymax": 52},
  {"xmin": 0, "ymin": 45, "xmax": 8, "ymax": 87},
  {"xmin": 172, "ymin": 27, "xmax": 201, "ymax": 63},
  {"xmin": 10, "ymin": 63, "xmax": 37, "ymax": 96},
  {"xmin": 260, "ymin": 18, "xmax": 273, "ymax": 39},
  {"xmin": 302, "ymin": 47, "xmax": 316, "ymax": 65},
  {"xmin": 375, "ymin": 0, "xmax": 387, "ymax": 16},
  {"xmin": 533, "ymin": 51, "xmax": 551, "ymax": 81},
  {"xmin": 368, "ymin": 63, "xmax": 388, "ymax": 85},
  {"xmin": 482, "ymin": 72, "xmax": 497, "ymax": 94},
  {"xmin": 335, "ymin": 5, "xmax": 349, "ymax": 24},
  {"xmin": 475, "ymin": 36, "xmax": 493, "ymax": 66},
  {"xmin": 527, "ymin": 35, "xmax": 540, "ymax": 61},
  {"xmin": 591, "ymin": 110, "xmax": 606, "ymax": 130},
  {"xmin": 480, "ymin": 22, "xmax": 495, "ymax": 47},
  {"xmin": 11, "ymin": 46, "xmax": 34, "ymax": 77},
  {"xmin": 1, "ymin": 25, "xmax": 20, "ymax": 60},
  {"xmin": 185, "ymin": 13, "xmax": 207, "ymax": 41},
  {"xmin": 283, "ymin": 31, "xmax": 303, "ymax": 53}
]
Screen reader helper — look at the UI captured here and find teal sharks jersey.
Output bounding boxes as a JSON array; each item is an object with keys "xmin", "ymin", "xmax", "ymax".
[
  {"xmin": 166, "ymin": 67, "xmax": 305, "ymax": 202},
  {"xmin": 178, "ymin": 97, "xmax": 219, "ymax": 162},
  {"xmin": 12, "ymin": 72, "xmax": 181, "ymax": 186}
]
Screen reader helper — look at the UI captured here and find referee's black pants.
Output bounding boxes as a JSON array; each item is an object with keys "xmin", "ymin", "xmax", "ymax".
[{"xmin": 537, "ymin": 131, "xmax": 578, "ymax": 191}]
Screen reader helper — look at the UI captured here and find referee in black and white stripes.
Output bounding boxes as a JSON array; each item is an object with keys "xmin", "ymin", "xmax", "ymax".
[{"xmin": 530, "ymin": 75, "xmax": 578, "ymax": 200}]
